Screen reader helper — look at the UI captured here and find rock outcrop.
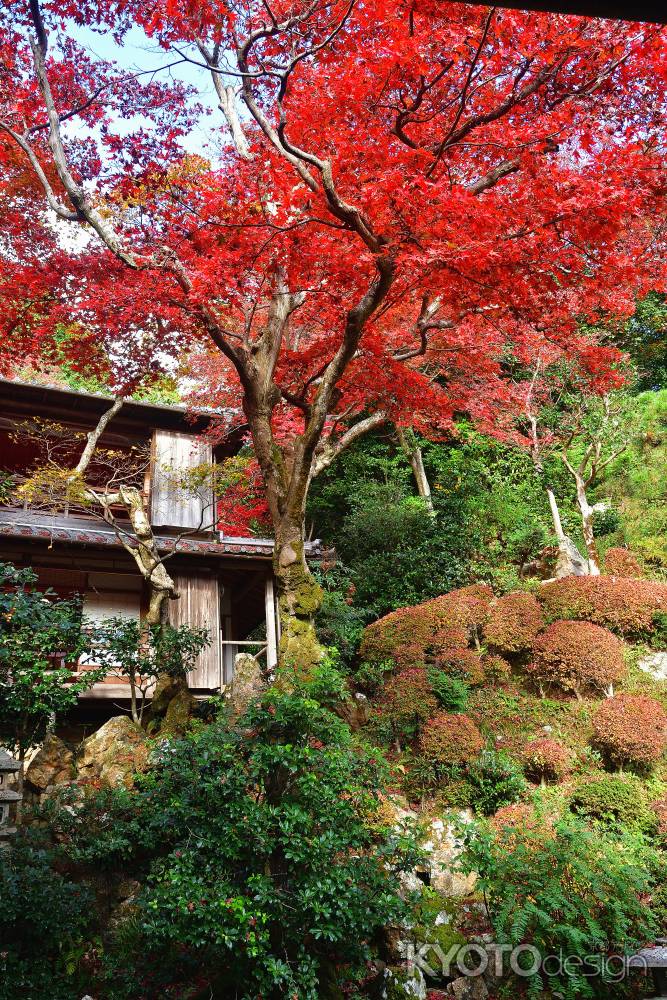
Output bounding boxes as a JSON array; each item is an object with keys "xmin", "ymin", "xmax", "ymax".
[
  {"xmin": 25, "ymin": 735, "xmax": 74, "ymax": 795},
  {"xmin": 77, "ymin": 716, "xmax": 148, "ymax": 788},
  {"xmin": 226, "ymin": 652, "xmax": 266, "ymax": 717}
]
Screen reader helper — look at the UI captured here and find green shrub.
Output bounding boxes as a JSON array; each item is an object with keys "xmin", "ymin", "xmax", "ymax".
[
  {"xmin": 467, "ymin": 748, "xmax": 528, "ymax": 816},
  {"xmin": 0, "ymin": 840, "xmax": 94, "ymax": 1000},
  {"xmin": 458, "ymin": 818, "xmax": 657, "ymax": 999},
  {"xmin": 570, "ymin": 774, "xmax": 658, "ymax": 835},
  {"xmin": 427, "ymin": 669, "xmax": 470, "ymax": 711},
  {"xmin": 58, "ymin": 692, "xmax": 420, "ymax": 999}
]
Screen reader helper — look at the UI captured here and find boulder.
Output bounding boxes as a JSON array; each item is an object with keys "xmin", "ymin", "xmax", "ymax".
[
  {"xmin": 447, "ymin": 977, "xmax": 488, "ymax": 999},
  {"xmin": 227, "ymin": 653, "xmax": 266, "ymax": 717},
  {"xmin": 426, "ymin": 813, "xmax": 478, "ymax": 898},
  {"xmin": 77, "ymin": 716, "xmax": 148, "ymax": 788},
  {"xmin": 639, "ymin": 651, "xmax": 667, "ymax": 682},
  {"xmin": 25, "ymin": 735, "xmax": 74, "ymax": 795},
  {"xmin": 383, "ymin": 966, "xmax": 427, "ymax": 999},
  {"xmin": 335, "ymin": 692, "xmax": 372, "ymax": 730}
]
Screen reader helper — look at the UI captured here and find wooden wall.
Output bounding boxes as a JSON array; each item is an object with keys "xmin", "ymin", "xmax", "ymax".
[
  {"xmin": 170, "ymin": 572, "xmax": 222, "ymax": 690},
  {"xmin": 151, "ymin": 430, "xmax": 213, "ymax": 530}
]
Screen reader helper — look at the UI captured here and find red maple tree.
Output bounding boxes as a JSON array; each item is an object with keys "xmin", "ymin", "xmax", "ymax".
[{"xmin": 1, "ymin": 0, "xmax": 665, "ymax": 663}]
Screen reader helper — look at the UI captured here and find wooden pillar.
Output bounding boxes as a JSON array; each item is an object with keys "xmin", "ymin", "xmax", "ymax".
[
  {"xmin": 221, "ymin": 586, "xmax": 235, "ymax": 685},
  {"xmin": 265, "ymin": 575, "xmax": 278, "ymax": 671}
]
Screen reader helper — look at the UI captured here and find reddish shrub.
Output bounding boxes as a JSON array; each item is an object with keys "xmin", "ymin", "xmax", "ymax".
[
  {"xmin": 522, "ymin": 738, "xmax": 572, "ymax": 783},
  {"xmin": 483, "ymin": 592, "xmax": 545, "ymax": 654},
  {"xmin": 539, "ymin": 576, "xmax": 667, "ymax": 639},
  {"xmin": 592, "ymin": 694, "xmax": 667, "ymax": 769},
  {"xmin": 375, "ymin": 667, "xmax": 438, "ymax": 743},
  {"xmin": 651, "ymin": 795, "xmax": 667, "ymax": 837},
  {"xmin": 433, "ymin": 647, "xmax": 485, "ymax": 686},
  {"xmin": 360, "ymin": 584, "xmax": 493, "ymax": 671},
  {"xmin": 483, "ymin": 654, "xmax": 512, "ymax": 685},
  {"xmin": 604, "ymin": 547, "xmax": 644, "ymax": 579},
  {"xmin": 418, "ymin": 711, "xmax": 484, "ymax": 768},
  {"xmin": 526, "ymin": 620, "xmax": 626, "ymax": 697}
]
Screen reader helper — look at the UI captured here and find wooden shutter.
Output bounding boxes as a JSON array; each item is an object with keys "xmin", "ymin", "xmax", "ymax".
[
  {"xmin": 150, "ymin": 430, "xmax": 213, "ymax": 529},
  {"xmin": 170, "ymin": 572, "xmax": 221, "ymax": 690}
]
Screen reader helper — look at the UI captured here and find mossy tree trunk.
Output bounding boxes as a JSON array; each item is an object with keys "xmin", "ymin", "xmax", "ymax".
[{"xmin": 274, "ymin": 523, "xmax": 324, "ymax": 675}]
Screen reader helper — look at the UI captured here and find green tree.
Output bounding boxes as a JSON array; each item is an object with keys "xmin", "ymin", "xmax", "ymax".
[{"xmin": 0, "ymin": 563, "xmax": 102, "ymax": 791}]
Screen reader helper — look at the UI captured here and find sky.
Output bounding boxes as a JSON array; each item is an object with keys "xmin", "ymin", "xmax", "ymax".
[{"xmin": 66, "ymin": 22, "xmax": 221, "ymax": 157}]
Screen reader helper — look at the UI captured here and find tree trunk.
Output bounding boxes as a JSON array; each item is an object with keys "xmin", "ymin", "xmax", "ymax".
[
  {"xmin": 575, "ymin": 480, "xmax": 602, "ymax": 576},
  {"xmin": 545, "ymin": 487, "xmax": 588, "ymax": 578},
  {"xmin": 397, "ymin": 427, "xmax": 435, "ymax": 515},
  {"xmin": 273, "ymin": 520, "xmax": 323, "ymax": 676}
]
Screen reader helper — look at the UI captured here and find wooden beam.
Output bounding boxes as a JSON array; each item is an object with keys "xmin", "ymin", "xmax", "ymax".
[{"xmin": 265, "ymin": 576, "xmax": 279, "ymax": 672}]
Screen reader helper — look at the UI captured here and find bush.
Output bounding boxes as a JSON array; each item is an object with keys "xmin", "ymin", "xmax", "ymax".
[
  {"xmin": 592, "ymin": 694, "xmax": 667, "ymax": 770},
  {"xmin": 0, "ymin": 840, "xmax": 94, "ymax": 1000},
  {"xmin": 604, "ymin": 547, "xmax": 644, "ymax": 578},
  {"xmin": 373, "ymin": 667, "xmax": 438, "ymax": 746},
  {"xmin": 482, "ymin": 654, "xmax": 512, "ymax": 685},
  {"xmin": 467, "ymin": 749, "xmax": 528, "ymax": 815},
  {"xmin": 482, "ymin": 592, "xmax": 544, "ymax": 655},
  {"xmin": 458, "ymin": 819, "xmax": 657, "ymax": 998},
  {"xmin": 359, "ymin": 584, "xmax": 493, "ymax": 671},
  {"xmin": 427, "ymin": 669, "xmax": 469, "ymax": 711},
  {"xmin": 651, "ymin": 795, "xmax": 667, "ymax": 839},
  {"xmin": 539, "ymin": 575, "xmax": 667, "ymax": 639},
  {"xmin": 418, "ymin": 712, "xmax": 484, "ymax": 770},
  {"xmin": 570, "ymin": 773, "xmax": 658, "ymax": 834},
  {"xmin": 526, "ymin": 620, "xmax": 626, "ymax": 697},
  {"xmin": 57, "ymin": 692, "xmax": 421, "ymax": 999},
  {"xmin": 431, "ymin": 647, "xmax": 484, "ymax": 686},
  {"xmin": 522, "ymin": 738, "xmax": 572, "ymax": 784}
]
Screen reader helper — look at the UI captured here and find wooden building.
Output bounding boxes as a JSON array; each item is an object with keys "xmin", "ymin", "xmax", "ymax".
[{"xmin": 0, "ymin": 378, "xmax": 313, "ymax": 705}]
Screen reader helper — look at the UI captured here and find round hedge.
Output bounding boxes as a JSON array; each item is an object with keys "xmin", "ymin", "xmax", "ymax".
[
  {"xmin": 539, "ymin": 576, "xmax": 667, "ymax": 639},
  {"xmin": 526, "ymin": 620, "xmax": 626, "ymax": 697},
  {"xmin": 592, "ymin": 694, "xmax": 667, "ymax": 770},
  {"xmin": 432, "ymin": 647, "xmax": 484, "ymax": 686},
  {"xmin": 377, "ymin": 667, "xmax": 438, "ymax": 739},
  {"xmin": 359, "ymin": 584, "xmax": 493, "ymax": 671},
  {"xmin": 483, "ymin": 592, "xmax": 544, "ymax": 655},
  {"xmin": 604, "ymin": 547, "xmax": 644, "ymax": 579},
  {"xmin": 522, "ymin": 738, "xmax": 572, "ymax": 784},
  {"xmin": 570, "ymin": 773, "xmax": 658, "ymax": 834},
  {"xmin": 418, "ymin": 712, "xmax": 484, "ymax": 768}
]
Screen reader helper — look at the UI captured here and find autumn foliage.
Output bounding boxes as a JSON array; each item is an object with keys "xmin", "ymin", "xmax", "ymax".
[
  {"xmin": 418, "ymin": 712, "xmax": 484, "ymax": 769},
  {"xmin": 522, "ymin": 739, "xmax": 572, "ymax": 784},
  {"xmin": 592, "ymin": 694, "xmax": 667, "ymax": 770},
  {"xmin": 374, "ymin": 667, "xmax": 438, "ymax": 743},
  {"xmin": 526, "ymin": 620, "xmax": 626, "ymax": 697},
  {"xmin": 359, "ymin": 584, "xmax": 492, "ymax": 670},
  {"xmin": 483, "ymin": 592, "xmax": 545, "ymax": 655},
  {"xmin": 539, "ymin": 576, "xmax": 667, "ymax": 639},
  {"xmin": 604, "ymin": 548, "xmax": 644, "ymax": 579}
]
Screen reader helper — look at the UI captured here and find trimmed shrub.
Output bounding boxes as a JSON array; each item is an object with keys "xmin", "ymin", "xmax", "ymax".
[
  {"xmin": 592, "ymin": 694, "xmax": 667, "ymax": 770},
  {"xmin": 570, "ymin": 773, "xmax": 658, "ymax": 834},
  {"xmin": 482, "ymin": 654, "xmax": 512, "ymax": 685},
  {"xmin": 359, "ymin": 584, "xmax": 493, "ymax": 671},
  {"xmin": 539, "ymin": 575, "xmax": 667, "ymax": 639},
  {"xmin": 604, "ymin": 547, "xmax": 644, "ymax": 578},
  {"xmin": 374, "ymin": 667, "xmax": 438, "ymax": 744},
  {"xmin": 522, "ymin": 738, "xmax": 572, "ymax": 784},
  {"xmin": 482, "ymin": 592, "xmax": 544, "ymax": 655},
  {"xmin": 432, "ymin": 647, "xmax": 484, "ymax": 686},
  {"xmin": 526, "ymin": 620, "xmax": 626, "ymax": 697},
  {"xmin": 427, "ymin": 669, "xmax": 469, "ymax": 712},
  {"xmin": 418, "ymin": 712, "xmax": 484, "ymax": 769},
  {"xmin": 467, "ymin": 749, "xmax": 528, "ymax": 815}
]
